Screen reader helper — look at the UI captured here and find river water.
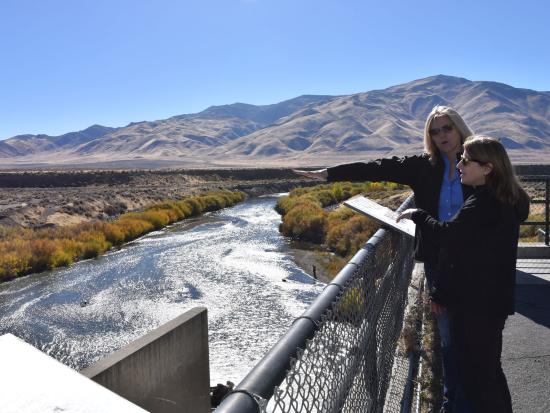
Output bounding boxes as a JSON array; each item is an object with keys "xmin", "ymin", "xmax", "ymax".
[{"xmin": 0, "ymin": 195, "xmax": 324, "ymax": 385}]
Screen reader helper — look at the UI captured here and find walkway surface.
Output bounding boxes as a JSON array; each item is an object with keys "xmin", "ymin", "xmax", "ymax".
[{"xmin": 503, "ymin": 258, "xmax": 550, "ymax": 413}]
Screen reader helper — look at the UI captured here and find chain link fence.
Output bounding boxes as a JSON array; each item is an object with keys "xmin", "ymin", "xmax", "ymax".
[
  {"xmin": 216, "ymin": 196, "xmax": 416, "ymax": 413},
  {"xmin": 269, "ymin": 231, "xmax": 415, "ymax": 413},
  {"xmin": 518, "ymin": 176, "xmax": 550, "ymax": 245}
]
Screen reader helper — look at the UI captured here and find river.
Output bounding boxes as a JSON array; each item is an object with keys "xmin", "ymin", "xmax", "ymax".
[{"xmin": 0, "ymin": 194, "xmax": 324, "ymax": 385}]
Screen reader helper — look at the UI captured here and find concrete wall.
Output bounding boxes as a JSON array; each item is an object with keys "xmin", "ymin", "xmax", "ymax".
[{"xmin": 81, "ymin": 307, "xmax": 210, "ymax": 413}]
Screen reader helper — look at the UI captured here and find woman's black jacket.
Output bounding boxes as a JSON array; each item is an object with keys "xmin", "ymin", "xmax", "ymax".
[
  {"xmin": 327, "ymin": 154, "xmax": 474, "ymax": 263},
  {"xmin": 411, "ymin": 187, "xmax": 530, "ymax": 316}
]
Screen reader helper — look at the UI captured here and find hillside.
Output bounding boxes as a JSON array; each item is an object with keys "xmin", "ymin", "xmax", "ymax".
[{"xmin": 1, "ymin": 75, "xmax": 549, "ymax": 167}]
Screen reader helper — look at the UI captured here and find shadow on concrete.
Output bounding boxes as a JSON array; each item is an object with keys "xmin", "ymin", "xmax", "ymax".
[{"xmin": 515, "ymin": 270, "xmax": 550, "ymax": 329}]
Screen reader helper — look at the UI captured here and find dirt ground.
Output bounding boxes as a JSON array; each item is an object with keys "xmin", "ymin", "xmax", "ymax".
[{"xmin": 0, "ymin": 168, "xmax": 314, "ymax": 228}]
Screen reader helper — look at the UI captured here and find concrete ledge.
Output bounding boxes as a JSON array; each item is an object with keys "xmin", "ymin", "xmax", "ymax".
[
  {"xmin": 0, "ymin": 333, "xmax": 146, "ymax": 413},
  {"xmin": 518, "ymin": 243, "xmax": 550, "ymax": 259},
  {"xmin": 81, "ymin": 307, "xmax": 210, "ymax": 413}
]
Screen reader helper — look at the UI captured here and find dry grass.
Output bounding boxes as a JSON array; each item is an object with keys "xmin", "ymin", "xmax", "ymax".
[{"xmin": 417, "ymin": 294, "xmax": 443, "ymax": 413}]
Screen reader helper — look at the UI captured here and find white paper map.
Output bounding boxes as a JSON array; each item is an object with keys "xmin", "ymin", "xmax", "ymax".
[{"xmin": 343, "ymin": 195, "xmax": 415, "ymax": 238}]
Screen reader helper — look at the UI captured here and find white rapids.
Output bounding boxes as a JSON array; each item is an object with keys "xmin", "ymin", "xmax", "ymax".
[{"xmin": 0, "ymin": 194, "xmax": 324, "ymax": 385}]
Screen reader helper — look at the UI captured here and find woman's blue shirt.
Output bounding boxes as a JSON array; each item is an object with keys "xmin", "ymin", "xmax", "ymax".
[{"xmin": 438, "ymin": 154, "xmax": 463, "ymax": 221}]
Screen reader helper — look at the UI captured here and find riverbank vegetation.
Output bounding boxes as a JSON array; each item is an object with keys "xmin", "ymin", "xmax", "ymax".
[
  {"xmin": 276, "ymin": 182, "xmax": 410, "ymax": 278},
  {"xmin": 0, "ymin": 190, "xmax": 245, "ymax": 281}
]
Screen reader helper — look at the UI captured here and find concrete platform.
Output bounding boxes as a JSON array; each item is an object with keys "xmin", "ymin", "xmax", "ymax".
[
  {"xmin": 502, "ymin": 259, "xmax": 550, "ymax": 413},
  {"xmin": 516, "ymin": 258, "xmax": 550, "ymax": 283},
  {"xmin": 0, "ymin": 334, "xmax": 146, "ymax": 413}
]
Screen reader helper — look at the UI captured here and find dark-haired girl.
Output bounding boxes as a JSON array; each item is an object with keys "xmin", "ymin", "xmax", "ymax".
[{"xmin": 398, "ymin": 135, "xmax": 530, "ymax": 413}]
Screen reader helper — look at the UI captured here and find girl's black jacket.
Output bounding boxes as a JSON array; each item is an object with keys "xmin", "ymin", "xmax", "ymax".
[
  {"xmin": 411, "ymin": 186, "xmax": 530, "ymax": 316},
  {"xmin": 327, "ymin": 154, "xmax": 474, "ymax": 263}
]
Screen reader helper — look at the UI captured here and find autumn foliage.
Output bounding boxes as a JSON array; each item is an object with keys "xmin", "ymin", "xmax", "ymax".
[
  {"xmin": 277, "ymin": 181, "xmax": 402, "ymax": 258},
  {"xmin": 0, "ymin": 190, "xmax": 245, "ymax": 281}
]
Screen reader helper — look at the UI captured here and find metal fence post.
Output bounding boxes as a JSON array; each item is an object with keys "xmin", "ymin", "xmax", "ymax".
[{"xmin": 546, "ymin": 178, "xmax": 549, "ymax": 246}]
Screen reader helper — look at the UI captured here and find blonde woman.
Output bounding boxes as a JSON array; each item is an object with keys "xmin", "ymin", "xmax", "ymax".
[
  {"xmin": 295, "ymin": 105, "xmax": 474, "ymax": 412},
  {"xmin": 398, "ymin": 136, "xmax": 530, "ymax": 413}
]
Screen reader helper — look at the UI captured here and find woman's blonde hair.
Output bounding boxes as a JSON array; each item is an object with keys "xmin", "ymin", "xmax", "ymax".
[
  {"xmin": 423, "ymin": 105, "xmax": 474, "ymax": 163},
  {"xmin": 463, "ymin": 135, "xmax": 528, "ymax": 205}
]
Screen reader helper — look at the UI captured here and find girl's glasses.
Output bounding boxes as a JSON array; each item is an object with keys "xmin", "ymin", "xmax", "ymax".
[{"xmin": 459, "ymin": 154, "xmax": 484, "ymax": 166}]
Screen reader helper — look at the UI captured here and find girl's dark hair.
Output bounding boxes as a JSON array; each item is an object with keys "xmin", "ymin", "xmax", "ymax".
[{"xmin": 464, "ymin": 135, "xmax": 529, "ymax": 205}]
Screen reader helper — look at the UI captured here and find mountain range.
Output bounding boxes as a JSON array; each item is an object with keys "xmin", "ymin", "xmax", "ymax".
[{"xmin": 2, "ymin": 75, "xmax": 549, "ymax": 168}]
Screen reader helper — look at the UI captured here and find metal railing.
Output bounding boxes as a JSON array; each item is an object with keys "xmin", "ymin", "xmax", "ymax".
[
  {"xmin": 215, "ymin": 196, "xmax": 416, "ymax": 413},
  {"xmin": 519, "ymin": 176, "xmax": 550, "ymax": 246}
]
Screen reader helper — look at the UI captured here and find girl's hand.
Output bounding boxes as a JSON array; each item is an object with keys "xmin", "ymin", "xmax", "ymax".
[
  {"xmin": 292, "ymin": 169, "xmax": 328, "ymax": 180},
  {"xmin": 396, "ymin": 208, "xmax": 418, "ymax": 222}
]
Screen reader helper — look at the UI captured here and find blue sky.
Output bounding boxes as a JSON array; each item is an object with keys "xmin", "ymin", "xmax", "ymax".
[{"xmin": 1, "ymin": 0, "xmax": 549, "ymax": 139}]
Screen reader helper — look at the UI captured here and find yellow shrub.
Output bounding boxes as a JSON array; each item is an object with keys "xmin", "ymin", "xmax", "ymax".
[
  {"xmin": 28, "ymin": 239, "xmax": 58, "ymax": 271},
  {"xmin": 116, "ymin": 217, "xmax": 155, "ymax": 240},
  {"xmin": 180, "ymin": 197, "xmax": 203, "ymax": 216},
  {"xmin": 50, "ymin": 249, "xmax": 74, "ymax": 267},
  {"xmin": 200, "ymin": 195, "xmax": 222, "ymax": 211},
  {"xmin": 137, "ymin": 210, "xmax": 171, "ymax": 229},
  {"xmin": 98, "ymin": 222, "xmax": 126, "ymax": 245},
  {"xmin": 175, "ymin": 201, "xmax": 193, "ymax": 217},
  {"xmin": 73, "ymin": 231, "xmax": 111, "ymax": 258},
  {"xmin": 147, "ymin": 202, "xmax": 183, "ymax": 221},
  {"xmin": 0, "ymin": 250, "xmax": 30, "ymax": 279},
  {"xmin": 281, "ymin": 202, "xmax": 327, "ymax": 243},
  {"xmin": 275, "ymin": 196, "xmax": 301, "ymax": 215}
]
